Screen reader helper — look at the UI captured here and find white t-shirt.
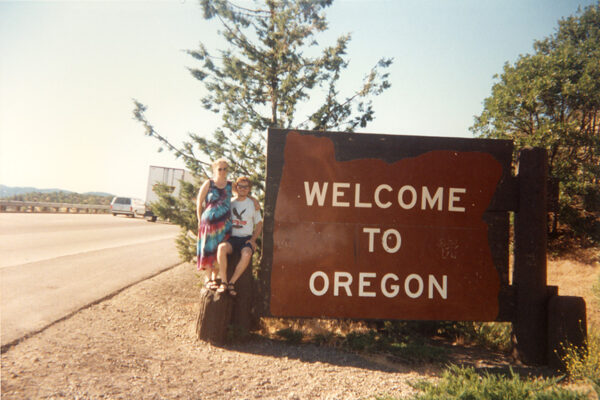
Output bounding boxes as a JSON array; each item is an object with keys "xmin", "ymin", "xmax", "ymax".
[{"xmin": 231, "ymin": 197, "xmax": 262, "ymax": 237}]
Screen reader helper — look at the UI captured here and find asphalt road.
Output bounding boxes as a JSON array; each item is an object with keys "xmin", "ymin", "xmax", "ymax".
[{"xmin": 1, "ymin": 214, "xmax": 182, "ymax": 347}]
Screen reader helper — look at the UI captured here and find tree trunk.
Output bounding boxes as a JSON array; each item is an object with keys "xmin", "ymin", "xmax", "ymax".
[
  {"xmin": 195, "ymin": 251, "xmax": 257, "ymax": 344},
  {"xmin": 226, "ymin": 251, "xmax": 257, "ymax": 338},
  {"xmin": 195, "ymin": 288, "xmax": 234, "ymax": 345},
  {"xmin": 547, "ymin": 295, "xmax": 587, "ymax": 371}
]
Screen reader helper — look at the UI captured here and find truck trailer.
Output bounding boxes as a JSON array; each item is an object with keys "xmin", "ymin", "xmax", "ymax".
[{"xmin": 144, "ymin": 166, "xmax": 196, "ymax": 222}]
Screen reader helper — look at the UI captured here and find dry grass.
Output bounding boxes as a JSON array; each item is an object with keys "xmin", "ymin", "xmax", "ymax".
[
  {"xmin": 548, "ymin": 248, "xmax": 600, "ymax": 330},
  {"xmin": 259, "ymin": 317, "xmax": 371, "ymax": 342}
]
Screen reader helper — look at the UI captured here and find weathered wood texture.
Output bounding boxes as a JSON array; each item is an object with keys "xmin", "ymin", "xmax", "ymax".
[
  {"xmin": 195, "ymin": 288, "xmax": 234, "ymax": 345},
  {"xmin": 226, "ymin": 251, "xmax": 256, "ymax": 337},
  {"xmin": 262, "ymin": 128, "xmax": 515, "ymax": 320},
  {"xmin": 547, "ymin": 295, "xmax": 587, "ymax": 371},
  {"xmin": 196, "ymin": 251, "xmax": 257, "ymax": 345},
  {"xmin": 512, "ymin": 148, "xmax": 550, "ymax": 365}
]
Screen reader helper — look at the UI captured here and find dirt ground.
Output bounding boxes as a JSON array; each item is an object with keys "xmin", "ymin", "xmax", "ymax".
[{"xmin": 1, "ymin": 254, "xmax": 596, "ymax": 400}]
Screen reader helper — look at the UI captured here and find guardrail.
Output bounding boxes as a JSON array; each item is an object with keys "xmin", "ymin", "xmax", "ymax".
[{"xmin": 0, "ymin": 200, "xmax": 110, "ymax": 214}]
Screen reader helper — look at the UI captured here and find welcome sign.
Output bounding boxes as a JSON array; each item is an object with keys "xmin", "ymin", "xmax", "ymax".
[{"xmin": 264, "ymin": 129, "xmax": 513, "ymax": 321}]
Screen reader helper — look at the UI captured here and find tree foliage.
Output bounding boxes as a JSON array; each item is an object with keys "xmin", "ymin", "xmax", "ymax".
[
  {"xmin": 471, "ymin": 4, "xmax": 600, "ymax": 243},
  {"xmin": 149, "ymin": 181, "xmax": 200, "ymax": 261},
  {"xmin": 134, "ymin": 0, "xmax": 392, "ymax": 261},
  {"xmin": 4, "ymin": 191, "xmax": 112, "ymax": 205}
]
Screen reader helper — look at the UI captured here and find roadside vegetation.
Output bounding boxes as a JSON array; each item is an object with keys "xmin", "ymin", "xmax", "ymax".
[
  {"xmin": 2, "ymin": 191, "xmax": 113, "ymax": 205},
  {"xmin": 261, "ymin": 312, "xmax": 599, "ymax": 399},
  {"xmin": 559, "ymin": 274, "xmax": 600, "ymax": 398},
  {"xmin": 396, "ymin": 366, "xmax": 588, "ymax": 400},
  {"xmin": 562, "ymin": 329, "xmax": 600, "ymax": 398},
  {"xmin": 263, "ymin": 319, "xmax": 513, "ymax": 363},
  {"xmin": 266, "ymin": 320, "xmax": 450, "ymax": 364}
]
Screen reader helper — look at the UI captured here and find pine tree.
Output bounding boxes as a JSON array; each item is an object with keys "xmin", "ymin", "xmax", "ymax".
[{"xmin": 133, "ymin": 0, "xmax": 392, "ymax": 261}]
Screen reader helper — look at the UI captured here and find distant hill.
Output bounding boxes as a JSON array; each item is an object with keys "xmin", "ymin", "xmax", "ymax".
[
  {"xmin": 0, "ymin": 185, "xmax": 114, "ymax": 205},
  {"xmin": 0, "ymin": 185, "xmax": 73, "ymax": 197},
  {"xmin": 82, "ymin": 191, "xmax": 115, "ymax": 197}
]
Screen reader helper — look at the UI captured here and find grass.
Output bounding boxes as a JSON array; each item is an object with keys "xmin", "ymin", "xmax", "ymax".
[
  {"xmin": 377, "ymin": 365, "xmax": 589, "ymax": 400},
  {"xmin": 261, "ymin": 318, "xmax": 513, "ymax": 365},
  {"xmin": 420, "ymin": 321, "xmax": 513, "ymax": 353},
  {"xmin": 464, "ymin": 322, "xmax": 513, "ymax": 352},
  {"xmin": 275, "ymin": 327, "xmax": 304, "ymax": 344},
  {"xmin": 381, "ymin": 262, "xmax": 600, "ymax": 400},
  {"xmin": 372, "ymin": 329, "xmax": 600, "ymax": 400},
  {"xmin": 262, "ymin": 318, "xmax": 450, "ymax": 364},
  {"xmin": 561, "ymin": 330, "xmax": 600, "ymax": 397},
  {"xmin": 593, "ymin": 273, "xmax": 600, "ymax": 305},
  {"xmin": 560, "ymin": 279, "xmax": 600, "ymax": 398},
  {"xmin": 342, "ymin": 330, "xmax": 448, "ymax": 364}
]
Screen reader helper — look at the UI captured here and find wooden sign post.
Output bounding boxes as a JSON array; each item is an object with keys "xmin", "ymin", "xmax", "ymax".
[{"xmin": 261, "ymin": 128, "xmax": 587, "ymax": 367}]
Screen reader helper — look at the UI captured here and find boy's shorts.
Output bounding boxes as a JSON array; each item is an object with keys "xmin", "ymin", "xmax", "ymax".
[{"xmin": 228, "ymin": 235, "xmax": 254, "ymax": 254}]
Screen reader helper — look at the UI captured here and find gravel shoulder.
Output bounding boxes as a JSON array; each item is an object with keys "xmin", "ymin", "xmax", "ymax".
[{"xmin": 1, "ymin": 262, "xmax": 542, "ymax": 400}]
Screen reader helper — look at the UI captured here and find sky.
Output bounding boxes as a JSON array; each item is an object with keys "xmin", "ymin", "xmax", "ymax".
[{"xmin": 0, "ymin": 0, "xmax": 596, "ymax": 200}]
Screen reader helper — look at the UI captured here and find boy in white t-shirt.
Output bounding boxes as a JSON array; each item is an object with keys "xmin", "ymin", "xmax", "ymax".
[{"xmin": 216, "ymin": 177, "xmax": 263, "ymax": 295}]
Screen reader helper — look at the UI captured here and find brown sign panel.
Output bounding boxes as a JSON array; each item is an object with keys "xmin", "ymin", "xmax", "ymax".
[{"xmin": 265, "ymin": 129, "xmax": 513, "ymax": 321}]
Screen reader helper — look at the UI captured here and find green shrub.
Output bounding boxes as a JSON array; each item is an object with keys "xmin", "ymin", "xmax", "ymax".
[
  {"xmin": 311, "ymin": 332, "xmax": 338, "ymax": 346},
  {"xmin": 404, "ymin": 321, "xmax": 513, "ymax": 352},
  {"xmin": 342, "ymin": 329, "xmax": 448, "ymax": 364},
  {"xmin": 275, "ymin": 327, "xmax": 303, "ymax": 344},
  {"xmin": 456, "ymin": 322, "xmax": 513, "ymax": 352},
  {"xmin": 386, "ymin": 341, "xmax": 448, "ymax": 364},
  {"xmin": 344, "ymin": 331, "xmax": 381, "ymax": 352},
  {"xmin": 379, "ymin": 365, "xmax": 587, "ymax": 400}
]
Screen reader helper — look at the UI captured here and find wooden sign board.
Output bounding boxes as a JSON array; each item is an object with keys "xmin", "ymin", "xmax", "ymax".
[{"xmin": 263, "ymin": 129, "xmax": 513, "ymax": 321}]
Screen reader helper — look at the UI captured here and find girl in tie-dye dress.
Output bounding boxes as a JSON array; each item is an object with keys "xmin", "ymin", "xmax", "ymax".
[{"xmin": 196, "ymin": 158, "xmax": 232, "ymax": 288}]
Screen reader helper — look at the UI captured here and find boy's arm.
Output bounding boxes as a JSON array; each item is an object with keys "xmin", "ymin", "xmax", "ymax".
[{"xmin": 247, "ymin": 220, "xmax": 263, "ymax": 251}]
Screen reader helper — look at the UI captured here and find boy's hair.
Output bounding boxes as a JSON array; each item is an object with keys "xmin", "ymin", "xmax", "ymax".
[{"xmin": 233, "ymin": 176, "xmax": 252, "ymax": 194}]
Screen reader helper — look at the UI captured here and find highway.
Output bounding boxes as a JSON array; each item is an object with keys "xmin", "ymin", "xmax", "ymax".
[{"xmin": 1, "ymin": 214, "xmax": 182, "ymax": 347}]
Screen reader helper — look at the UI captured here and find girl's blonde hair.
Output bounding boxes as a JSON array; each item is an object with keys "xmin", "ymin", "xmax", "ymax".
[{"xmin": 211, "ymin": 158, "xmax": 229, "ymax": 170}]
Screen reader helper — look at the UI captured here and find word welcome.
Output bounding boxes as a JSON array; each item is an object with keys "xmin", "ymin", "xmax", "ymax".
[
  {"xmin": 309, "ymin": 271, "xmax": 448, "ymax": 299},
  {"xmin": 304, "ymin": 182, "xmax": 467, "ymax": 212}
]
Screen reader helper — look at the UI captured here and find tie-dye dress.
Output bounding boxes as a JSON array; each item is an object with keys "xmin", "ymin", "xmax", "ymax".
[{"xmin": 197, "ymin": 180, "xmax": 232, "ymax": 270}]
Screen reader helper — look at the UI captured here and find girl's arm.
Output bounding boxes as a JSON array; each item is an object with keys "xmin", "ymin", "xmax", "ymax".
[
  {"xmin": 249, "ymin": 195, "xmax": 260, "ymax": 211},
  {"xmin": 196, "ymin": 180, "xmax": 211, "ymax": 222}
]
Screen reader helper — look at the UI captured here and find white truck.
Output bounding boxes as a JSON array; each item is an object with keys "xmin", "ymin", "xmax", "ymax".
[{"xmin": 144, "ymin": 166, "xmax": 196, "ymax": 222}]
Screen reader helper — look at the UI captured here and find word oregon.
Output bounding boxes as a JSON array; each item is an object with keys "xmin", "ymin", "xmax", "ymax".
[
  {"xmin": 309, "ymin": 271, "xmax": 448, "ymax": 299},
  {"xmin": 304, "ymin": 182, "xmax": 467, "ymax": 212}
]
